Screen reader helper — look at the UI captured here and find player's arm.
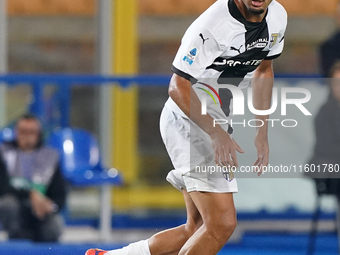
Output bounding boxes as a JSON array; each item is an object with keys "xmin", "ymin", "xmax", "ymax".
[
  {"xmin": 252, "ymin": 59, "xmax": 274, "ymax": 175},
  {"xmin": 169, "ymin": 74, "xmax": 244, "ymax": 167}
]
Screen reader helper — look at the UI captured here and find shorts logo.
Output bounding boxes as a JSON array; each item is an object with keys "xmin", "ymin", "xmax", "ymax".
[
  {"xmin": 183, "ymin": 48, "xmax": 198, "ymax": 65},
  {"xmin": 223, "ymin": 169, "xmax": 235, "ymax": 182},
  {"xmin": 269, "ymin": 33, "xmax": 279, "ymax": 49}
]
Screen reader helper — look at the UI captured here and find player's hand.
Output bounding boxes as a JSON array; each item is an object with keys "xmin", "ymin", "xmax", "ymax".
[
  {"xmin": 30, "ymin": 190, "xmax": 54, "ymax": 220},
  {"xmin": 210, "ymin": 128, "xmax": 245, "ymax": 168},
  {"xmin": 253, "ymin": 132, "xmax": 269, "ymax": 176}
]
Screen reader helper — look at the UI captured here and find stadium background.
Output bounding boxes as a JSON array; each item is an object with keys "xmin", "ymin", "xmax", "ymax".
[{"xmin": 0, "ymin": 0, "xmax": 339, "ymax": 254}]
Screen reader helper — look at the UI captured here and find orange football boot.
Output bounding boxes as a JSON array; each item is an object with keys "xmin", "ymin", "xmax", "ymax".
[{"xmin": 85, "ymin": 248, "xmax": 108, "ymax": 255}]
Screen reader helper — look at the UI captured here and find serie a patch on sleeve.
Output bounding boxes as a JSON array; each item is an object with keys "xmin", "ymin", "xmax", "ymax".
[{"xmin": 183, "ymin": 48, "xmax": 198, "ymax": 65}]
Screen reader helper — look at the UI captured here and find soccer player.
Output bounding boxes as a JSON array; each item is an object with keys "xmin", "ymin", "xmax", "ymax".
[{"xmin": 86, "ymin": 0, "xmax": 287, "ymax": 254}]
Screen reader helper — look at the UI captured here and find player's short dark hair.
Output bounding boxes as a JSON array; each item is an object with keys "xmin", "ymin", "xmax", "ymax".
[{"xmin": 329, "ymin": 61, "xmax": 340, "ymax": 78}]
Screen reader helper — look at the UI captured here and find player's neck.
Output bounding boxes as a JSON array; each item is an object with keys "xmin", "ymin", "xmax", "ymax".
[{"xmin": 234, "ymin": 0, "xmax": 267, "ymax": 23}]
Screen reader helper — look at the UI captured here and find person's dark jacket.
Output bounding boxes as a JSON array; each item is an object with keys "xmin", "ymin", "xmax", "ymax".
[
  {"xmin": 0, "ymin": 141, "xmax": 67, "ymax": 211},
  {"xmin": 320, "ymin": 31, "xmax": 340, "ymax": 77},
  {"xmin": 306, "ymin": 95, "xmax": 340, "ymax": 195}
]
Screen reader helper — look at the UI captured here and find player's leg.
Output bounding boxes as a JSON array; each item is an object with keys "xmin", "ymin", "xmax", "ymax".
[
  {"xmin": 178, "ymin": 191, "xmax": 237, "ymax": 255},
  {"xmin": 86, "ymin": 189, "xmax": 202, "ymax": 255},
  {"xmin": 148, "ymin": 189, "xmax": 203, "ymax": 255}
]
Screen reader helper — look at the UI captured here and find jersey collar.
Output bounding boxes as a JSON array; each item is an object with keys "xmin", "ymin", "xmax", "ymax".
[{"xmin": 228, "ymin": 0, "xmax": 268, "ymax": 28}]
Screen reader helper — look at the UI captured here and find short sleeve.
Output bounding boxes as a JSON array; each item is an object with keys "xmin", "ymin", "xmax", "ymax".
[
  {"xmin": 172, "ymin": 27, "xmax": 224, "ymax": 81},
  {"xmin": 264, "ymin": 33, "xmax": 285, "ymax": 60},
  {"xmin": 265, "ymin": 9, "xmax": 287, "ymax": 60}
]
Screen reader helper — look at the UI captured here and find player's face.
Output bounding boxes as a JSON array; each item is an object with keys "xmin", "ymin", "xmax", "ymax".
[
  {"xmin": 16, "ymin": 119, "xmax": 41, "ymax": 151},
  {"xmin": 331, "ymin": 70, "xmax": 340, "ymax": 102},
  {"xmin": 241, "ymin": 0, "xmax": 273, "ymax": 15}
]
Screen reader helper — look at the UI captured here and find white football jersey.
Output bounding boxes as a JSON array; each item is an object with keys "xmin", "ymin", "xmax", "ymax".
[{"xmin": 165, "ymin": 0, "xmax": 287, "ymax": 125}]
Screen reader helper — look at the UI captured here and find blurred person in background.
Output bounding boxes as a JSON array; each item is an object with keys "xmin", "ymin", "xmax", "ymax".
[
  {"xmin": 306, "ymin": 61, "xmax": 340, "ymax": 249},
  {"xmin": 0, "ymin": 114, "xmax": 67, "ymax": 242},
  {"xmin": 320, "ymin": 1, "xmax": 340, "ymax": 77}
]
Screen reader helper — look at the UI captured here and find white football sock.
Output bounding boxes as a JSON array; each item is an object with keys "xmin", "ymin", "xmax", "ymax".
[{"xmin": 106, "ymin": 239, "xmax": 151, "ymax": 255}]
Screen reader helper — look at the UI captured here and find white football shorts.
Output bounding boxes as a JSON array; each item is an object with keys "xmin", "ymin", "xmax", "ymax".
[{"xmin": 159, "ymin": 101, "xmax": 238, "ymax": 193}]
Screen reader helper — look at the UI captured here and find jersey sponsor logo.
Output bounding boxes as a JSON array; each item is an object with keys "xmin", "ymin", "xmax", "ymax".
[
  {"xmin": 212, "ymin": 59, "xmax": 262, "ymax": 67},
  {"xmin": 213, "ymin": 59, "xmax": 227, "ymax": 66},
  {"xmin": 183, "ymin": 48, "xmax": 198, "ymax": 65},
  {"xmin": 230, "ymin": 45, "xmax": 243, "ymax": 54},
  {"xmin": 246, "ymin": 38, "xmax": 268, "ymax": 51},
  {"xmin": 241, "ymin": 59, "xmax": 263, "ymax": 66},
  {"xmin": 199, "ymin": 33, "xmax": 209, "ymax": 45}
]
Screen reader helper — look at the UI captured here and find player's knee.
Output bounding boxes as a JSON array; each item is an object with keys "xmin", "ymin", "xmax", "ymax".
[
  {"xmin": 225, "ymin": 217, "xmax": 237, "ymax": 233},
  {"xmin": 206, "ymin": 217, "xmax": 237, "ymax": 242},
  {"xmin": 184, "ymin": 215, "xmax": 203, "ymax": 238}
]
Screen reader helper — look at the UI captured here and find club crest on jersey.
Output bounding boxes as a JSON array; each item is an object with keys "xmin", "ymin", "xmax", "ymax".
[
  {"xmin": 183, "ymin": 48, "xmax": 198, "ymax": 65},
  {"xmin": 269, "ymin": 33, "xmax": 279, "ymax": 49}
]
